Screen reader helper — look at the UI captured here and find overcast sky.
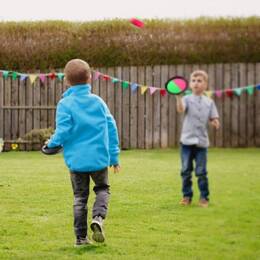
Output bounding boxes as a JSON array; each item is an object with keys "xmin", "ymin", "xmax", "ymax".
[{"xmin": 0, "ymin": 0, "xmax": 259, "ymax": 21}]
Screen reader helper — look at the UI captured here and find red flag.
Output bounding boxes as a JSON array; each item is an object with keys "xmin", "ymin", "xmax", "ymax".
[
  {"xmin": 226, "ymin": 88, "xmax": 233, "ymax": 98},
  {"xmin": 160, "ymin": 89, "xmax": 167, "ymax": 97},
  {"xmin": 102, "ymin": 75, "xmax": 110, "ymax": 81},
  {"xmin": 49, "ymin": 73, "xmax": 56, "ymax": 80}
]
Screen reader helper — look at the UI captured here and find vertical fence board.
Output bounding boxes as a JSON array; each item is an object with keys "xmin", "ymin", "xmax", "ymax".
[
  {"xmin": 4, "ymin": 78, "xmax": 11, "ymax": 148},
  {"xmin": 18, "ymin": 79, "xmax": 26, "ymax": 150},
  {"xmin": 130, "ymin": 66, "xmax": 138, "ymax": 149},
  {"xmin": 11, "ymin": 78, "xmax": 19, "ymax": 142},
  {"xmin": 40, "ymin": 77, "xmax": 48, "ymax": 129},
  {"xmin": 48, "ymin": 78, "xmax": 55, "ymax": 129},
  {"xmin": 145, "ymin": 66, "xmax": 153, "ymax": 149},
  {"xmin": 160, "ymin": 65, "xmax": 169, "ymax": 148},
  {"xmin": 0, "ymin": 77, "xmax": 4, "ymax": 139},
  {"xmin": 114, "ymin": 67, "xmax": 122, "ymax": 147},
  {"xmin": 153, "ymin": 65, "xmax": 161, "ymax": 148},
  {"xmin": 223, "ymin": 64, "xmax": 231, "ymax": 147},
  {"xmin": 25, "ymin": 78, "xmax": 33, "ymax": 150},
  {"xmin": 208, "ymin": 64, "xmax": 216, "ymax": 146},
  {"xmin": 122, "ymin": 67, "xmax": 130, "ymax": 149},
  {"xmin": 247, "ymin": 63, "xmax": 255, "ymax": 147},
  {"xmin": 231, "ymin": 64, "xmax": 239, "ymax": 147},
  {"xmin": 137, "ymin": 66, "xmax": 145, "ymax": 149},
  {"xmin": 238, "ymin": 63, "xmax": 247, "ymax": 147},
  {"xmin": 255, "ymin": 63, "xmax": 260, "ymax": 146},
  {"xmin": 215, "ymin": 64, "xmax": 224, "ymax": 147}
]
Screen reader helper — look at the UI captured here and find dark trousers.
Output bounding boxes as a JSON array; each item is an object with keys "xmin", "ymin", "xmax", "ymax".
[
  {"xmin": 180, "ymin": 144, "xmax": 209, "ymax": 200},
  {"xmin": 70, "ymin": 168, "xmax": 110, "ymax": 238}
]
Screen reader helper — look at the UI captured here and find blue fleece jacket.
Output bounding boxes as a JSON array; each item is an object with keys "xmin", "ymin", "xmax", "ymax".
[{"xmin": 47, "ymin": 84, "xmax": 120, "ymax": 172}]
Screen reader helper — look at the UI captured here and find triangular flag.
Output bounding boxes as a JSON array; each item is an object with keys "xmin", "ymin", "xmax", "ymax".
[
  {"xmin": 246, "ymin": 85, "xmax": 254, "ymax": 95},
  {"xmin": 39, "ymin": 74, "xmax": 46, "ymax": 83},
  {"xmin": 234, "ymin": 88, "xmax": 243, "ymax": 96},
  {"xmin": 215, "ymin": 90, "xmax": 222, "ymax": 98},
  {"xmin": 49, "ymin": 73, "xmax": 56, "ymax": 80},
  {"xmin": 131, "ymin": 83, "xmax": 138, "ymax": 92},
  {"xmin": 20, "ymin": 74, "xmax": 28, "ymax": 81},
  {"xmin": 3, "ymin": 71, "xmax": 9, "ymax": 79},
  {"xmin": 29, "ymin": 74, "xmax": 37, "ymax": 84},
  {"xmin": 94, "ymin": 72, "xmax": 100, "ymax": 80},
  {"xmin": 141, "ymin": 86, "xmax": 148, "ymax": 95},
  {"xmin": 256, "ymin": 84, "xmax": 260, "ymax": 90},
  {"xmin": 102, "ymin": 75, "xmax": 110, "ymax": 81},
  {"xmin": 184, "ymin": 89, "xmax": 192, "ymax": 96},
  {"xmin": 160, "ymin": 89, "xmax": 167, "ymax": 97},
  {"xmin": 12, "ymin": 72, "xmax": 18, "ymax": 80},
  {"xmin": 57, "ymin": 73, "xmax": 64, "ymax": 81},
  {"xmin": 122, "ymin": 81, "xmax": 129, "ymax": 88},
  {"xmin": 204, "ymin": 91, "xmax": 213, "ymax": 98},
  {"xmin": 149, "ymin": 87, "xmax": 157, "ymax": 95},
  {"xmin": 0, "ymin": 71, "xmax": 3, "ymax": 77},
  {"xmin": 226, "ymin": 88, "xmax": 233, "ymax": 98},
  {"xmin": 112, "ymin": 78, "xmax": 119, "ymax": 83}
]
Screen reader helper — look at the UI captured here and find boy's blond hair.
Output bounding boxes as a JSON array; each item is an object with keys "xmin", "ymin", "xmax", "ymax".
[
  {"xmin": 64, "ymin": 59, "xmax": 91, "ymax": 86},
  {"xmin": 190, "ymin": 70, "xmax": 208, "ymax": 83}
]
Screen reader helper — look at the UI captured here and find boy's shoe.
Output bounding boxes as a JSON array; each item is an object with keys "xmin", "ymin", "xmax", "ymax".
[
  {"xmin": 179, "ymin": 197, "xmax": 192, "ymax": 205},
  {"xmin": 90, "ymin": 216, "xmax": 105, "ymax": 243},
  {"xmin": 198, "ymin": 198, "xmax": 209, "ymax": 208},
  {"xmin": 74, "ymin": 237, "xmax": 93, "ymax": 247}
]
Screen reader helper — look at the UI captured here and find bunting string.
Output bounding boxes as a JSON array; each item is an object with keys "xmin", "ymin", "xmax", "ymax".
[{"xmin": 0, "ymin": 69, "xmax": 260, "ymax": 98}]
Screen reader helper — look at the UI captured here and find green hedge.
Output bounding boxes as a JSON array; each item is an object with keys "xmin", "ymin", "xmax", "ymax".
[{"xmin": 0, "ymin": 17, "xmax": 259, "ymax": 70}]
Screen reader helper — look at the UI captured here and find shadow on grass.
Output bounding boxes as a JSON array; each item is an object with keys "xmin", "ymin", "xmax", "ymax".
[{"xmin": 59, "ymin": 243, "xmax": 109, "ymax": 255}]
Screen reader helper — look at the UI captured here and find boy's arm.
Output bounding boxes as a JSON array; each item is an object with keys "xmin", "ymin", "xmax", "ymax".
[
  {"xmin": 176, "ymin": 96, "xmax": 186, "ymax": 113},
  {"xmin": 47, "ymin": 101, "xmax": 72, "ymax": 148},
  {"xmin": 105, "ymin": 106, "xmax": 120, "ymax": 166},
  {"xmin": 209, "ymin": 101, "xmax": 220, "ymax": 129}
]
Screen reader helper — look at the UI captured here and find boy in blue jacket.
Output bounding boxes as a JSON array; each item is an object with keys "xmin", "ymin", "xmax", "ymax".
[{"xmin": 46, "ymin": 59, "xmax": 120, "ymax": 246}]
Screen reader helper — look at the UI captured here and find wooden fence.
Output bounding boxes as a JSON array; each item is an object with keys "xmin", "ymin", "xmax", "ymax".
[{"xmin": 0, "ymin": 63, "xmax": 260, "ymax": 151}]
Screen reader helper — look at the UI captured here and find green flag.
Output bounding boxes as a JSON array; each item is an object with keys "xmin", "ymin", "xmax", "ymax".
[{"xmin": 246, "ymin": 85, "xmax": 254, "ymax": 95}]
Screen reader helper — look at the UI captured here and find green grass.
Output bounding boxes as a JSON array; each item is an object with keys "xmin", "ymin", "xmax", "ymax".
[{"xmin": 0, "ymin": 149, "xmax": 259, "ymax": 260}]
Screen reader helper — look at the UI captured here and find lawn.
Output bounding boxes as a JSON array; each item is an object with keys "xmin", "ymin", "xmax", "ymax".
[{"xmin": 0, "ymin": 149, "xmax": 259, "ymax": 260}]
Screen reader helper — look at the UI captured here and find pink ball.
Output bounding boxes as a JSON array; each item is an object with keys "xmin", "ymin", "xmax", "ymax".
[{"xmin": 130, "ymin": 18, "xmax": 144, "ymax": 28}]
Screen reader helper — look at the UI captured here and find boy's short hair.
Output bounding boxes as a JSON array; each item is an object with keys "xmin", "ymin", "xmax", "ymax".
[
  {"xmin": 190, "ymin": 70, "xmax": 208, "ymax": 83},
  {"xmin": 64, "ymin": 59, "xmax": 91, "ymax": 86}
]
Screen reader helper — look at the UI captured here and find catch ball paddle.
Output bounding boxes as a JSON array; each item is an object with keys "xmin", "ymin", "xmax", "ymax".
[
  {"xmin": 41, "ymin": 144, "xmax": 63, "ymax": 155},
  {"xmin": 165, "ymin": 76, "xmax": 188, "ymax": 95}
]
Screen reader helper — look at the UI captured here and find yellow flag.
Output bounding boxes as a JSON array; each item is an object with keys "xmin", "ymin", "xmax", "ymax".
[
  {"xmin": 141, "ymin": 86, "xmax": 148, "ymax": 95},
  {"xmin": 29, "ymin": 74, "xmax": 38, "ymax": 85},
  {"xmin": 204, "ymin": 91, "xmax": 213, "ymax": 98}
]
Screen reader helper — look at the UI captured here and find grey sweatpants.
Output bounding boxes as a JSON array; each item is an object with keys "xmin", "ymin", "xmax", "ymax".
[{"xmin": 70, "ymin": 168, "xmax": 110, "ymax": 238}]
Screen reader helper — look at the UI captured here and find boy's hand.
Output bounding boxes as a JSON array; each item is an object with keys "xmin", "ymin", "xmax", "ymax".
[
  {"xmin": 112, "ymin": 165, "xmax": 120, "ymax": 174},
  {"xmin": 175, "ymin": 95, "xmax": 185, "ymax": 113},
  {"xmin": 210, "ymin": 118, "xmax": 220, "ymax": 130}
]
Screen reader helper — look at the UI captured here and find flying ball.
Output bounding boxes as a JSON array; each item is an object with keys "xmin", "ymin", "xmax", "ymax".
[{"xmin": 130, "ymin": 18, "xmax": 144, "ymax": 28}]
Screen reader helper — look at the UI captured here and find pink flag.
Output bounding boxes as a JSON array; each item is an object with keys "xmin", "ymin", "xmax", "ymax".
[
  {"xmin": 149, "ymin": 87, "xmax": 157, "ymax": 95},
  {"xmin": 94, "ymin": 72, "xmax": 100, "ymax": 80},
  {"xmin": 215, "ymin": 90, "xmax": 222, "ymax": 98},
  {"xmin": 39, "ymin": 74, "xmax": 46, "ymax": 83}
]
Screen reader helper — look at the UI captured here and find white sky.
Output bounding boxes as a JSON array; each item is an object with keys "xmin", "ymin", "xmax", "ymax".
[{"xmin": 0, "ymin": 0, "xmax": 259, "ymax": 21}]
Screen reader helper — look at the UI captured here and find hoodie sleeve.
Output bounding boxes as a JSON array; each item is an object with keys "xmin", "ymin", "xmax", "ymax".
[
  {"xmin": 47, "ymin": 100, "xmax": 72, "ymax": 148},
  {"xmin": 104, "ymin": 105, "xmax": 120, "ymax": 166}
]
